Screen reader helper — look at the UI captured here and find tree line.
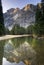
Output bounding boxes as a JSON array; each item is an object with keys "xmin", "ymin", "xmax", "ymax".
[{"xmin": 6, "ymin": 24, "xmax": 34, "ymax": 35}]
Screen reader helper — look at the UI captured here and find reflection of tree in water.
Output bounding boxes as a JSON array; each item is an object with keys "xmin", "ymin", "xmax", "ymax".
[
  {"xmin": 4, "ymin": 38, "xmax": 36, "ymax": 65},
  {"xmin": 0, "ymin": 41, "xmax": 5, "ymax": 65},
  {"xmin": 27, "ymin": 37, "xmax": 44, "ymax": 65},
  {"xmin": 11, "ymin": 37, "xmax": 26, "ymax": 48},
  {"xmin": 31, "ymin": 38, "xmax": 44, "ymax": 65}
]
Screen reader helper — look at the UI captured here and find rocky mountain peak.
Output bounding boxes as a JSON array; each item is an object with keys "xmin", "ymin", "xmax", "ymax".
[
  {"xmin": 23, "ymin": 4, "xmax": 31, "ymax": 11},
  {"xmin": 37, "ymin": 3, "xmax": 42, "ymax": 8},
  {"xmin": 14, "ymin": 8, "xmax": 20, "ymax": 13},
  {"xmin": 23, "ymin": 4, "xmax": 36, "ymax": 12},
  {"xmin": 7, "ymin": 8, "xmax": 15, "ymax": 13}
]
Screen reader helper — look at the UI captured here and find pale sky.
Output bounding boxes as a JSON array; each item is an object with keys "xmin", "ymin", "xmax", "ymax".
[{"xmin": 2, "ymin": 0, "xmax": 41, "ymax": 13}]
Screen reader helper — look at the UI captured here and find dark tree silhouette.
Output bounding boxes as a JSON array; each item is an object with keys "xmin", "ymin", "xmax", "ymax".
[
  {"xmin": 0, "ymin": 41, "xmax": 4, "ymax": 65},
  {"xmin": 34, "ymin": 1, "xmax": 44, "ymax": 36},
  {"xmin": 41, "ymin": 0, "xmax": 44, "ymax": 15},
  {"xmin": 0, "ymin": 0, "xmax": 5, "ymax": 36},
  {"xmin": 41, "ymin": 0, "xmax": 44, "ymax": 2}
]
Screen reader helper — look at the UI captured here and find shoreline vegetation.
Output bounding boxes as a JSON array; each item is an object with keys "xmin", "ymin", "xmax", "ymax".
[{"xmin": 0, "ymin": 35, "xmax": 44, "ymax": 41}]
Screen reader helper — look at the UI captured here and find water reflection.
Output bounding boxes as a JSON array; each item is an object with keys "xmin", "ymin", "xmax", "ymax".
[
  {"xmin": 0, "ymin": 37, "xmax": 44, "ymax": 65},
  {"xmin": 4, "ymin": 38, "xmax": 36, "ymax": 65},
  {"xmin": 0, "ymin": 40, "xmax": 5, "ymax": 65},
  {"xmin": 3, "ymin": 58, "xmax": 25, "ymax": 65}
]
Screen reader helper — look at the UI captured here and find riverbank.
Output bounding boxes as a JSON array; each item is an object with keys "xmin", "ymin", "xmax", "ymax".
[
  {"xmin": 0, "ymin": 35, "xmax": 44, "ymax": 41},
  {"xmin": 0, "ymin": 35, "xmax": 32, "ymax": 41}
]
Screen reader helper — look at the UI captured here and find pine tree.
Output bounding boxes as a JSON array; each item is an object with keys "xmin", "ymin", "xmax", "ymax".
[
  {"xmin": 0, "ymin": 0, "xmax": 5, "ymax": 35},
  {"xmin": 41, "ymin": 0, "xmax": 44, "ymax": 15},
  {"xmin": 41, "ymin": 0, "xmax": 44, "ymax": 2},
  {"xmin": 41, "ymin": 0, "xmax": 44, "ymax": 35},
  {"xmin": 34, "ymin": 2, "xmax": 44, "ymax": 36}
]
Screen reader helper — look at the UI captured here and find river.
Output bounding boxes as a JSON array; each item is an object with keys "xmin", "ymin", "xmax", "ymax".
[{"xmin": 0, "ymin": 36, "xmax": 44, "ymax": 65}]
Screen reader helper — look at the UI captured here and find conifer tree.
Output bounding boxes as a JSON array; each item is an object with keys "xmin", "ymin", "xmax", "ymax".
[
  {"xmin": 0, "ymin": 0, "xmax": 5, "ymax": 35},
  {"xmin": 34, "ymin": 1, "xmax": 44, "ymax": 36}
]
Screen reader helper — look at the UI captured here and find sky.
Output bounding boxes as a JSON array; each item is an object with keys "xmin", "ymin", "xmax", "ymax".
[{"xmin": 2, "ymin": 0, "xmax": 41, "ymax": 13}]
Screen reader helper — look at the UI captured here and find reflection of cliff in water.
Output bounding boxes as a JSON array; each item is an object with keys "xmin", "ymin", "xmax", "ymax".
[{"xmin": 4, "ymin": 39, "xmax": 36, "ymax": 65}]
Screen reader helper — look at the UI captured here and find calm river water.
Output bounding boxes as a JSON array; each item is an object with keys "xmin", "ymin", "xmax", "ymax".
[{"xmin": 0, "ymin": 37, "xmax": 44, "ymax": 65}]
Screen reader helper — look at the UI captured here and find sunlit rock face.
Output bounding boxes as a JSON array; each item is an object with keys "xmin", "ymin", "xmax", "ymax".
[
  {"xmin": 23, "ymin": 4, "xmax": 36, "ymax": 12},
  {"xmin": 23, "ymin": 4, "xmax": 31, "ymax": 11},
  {"xmin": 37, "ymin": 3, "xmax": 42, "ymax": 9},
  {"xmin": 14, "ymin": 8, "xmax": 20, "ymax": 13},
  {"xmin": 4, "ymin": 40, "xmax": 36, "ymax": 65}
]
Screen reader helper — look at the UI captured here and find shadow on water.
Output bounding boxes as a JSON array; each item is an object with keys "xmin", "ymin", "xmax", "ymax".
[{"xmin": 0, "ymin": 37, "xmax": 44, "ymax": 65}]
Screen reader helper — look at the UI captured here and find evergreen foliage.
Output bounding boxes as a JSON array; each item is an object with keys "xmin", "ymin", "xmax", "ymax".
[
  {"xmin": 10, "ymin": 24, "xmax": 26, "ymax": 35},
  {"xmin": 34, "ymin": 1, "xmax": 44, "ymax": 36},
  {"xmin": 0, "ymin": 0, "xmax": 5, "ymax": 36}
]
